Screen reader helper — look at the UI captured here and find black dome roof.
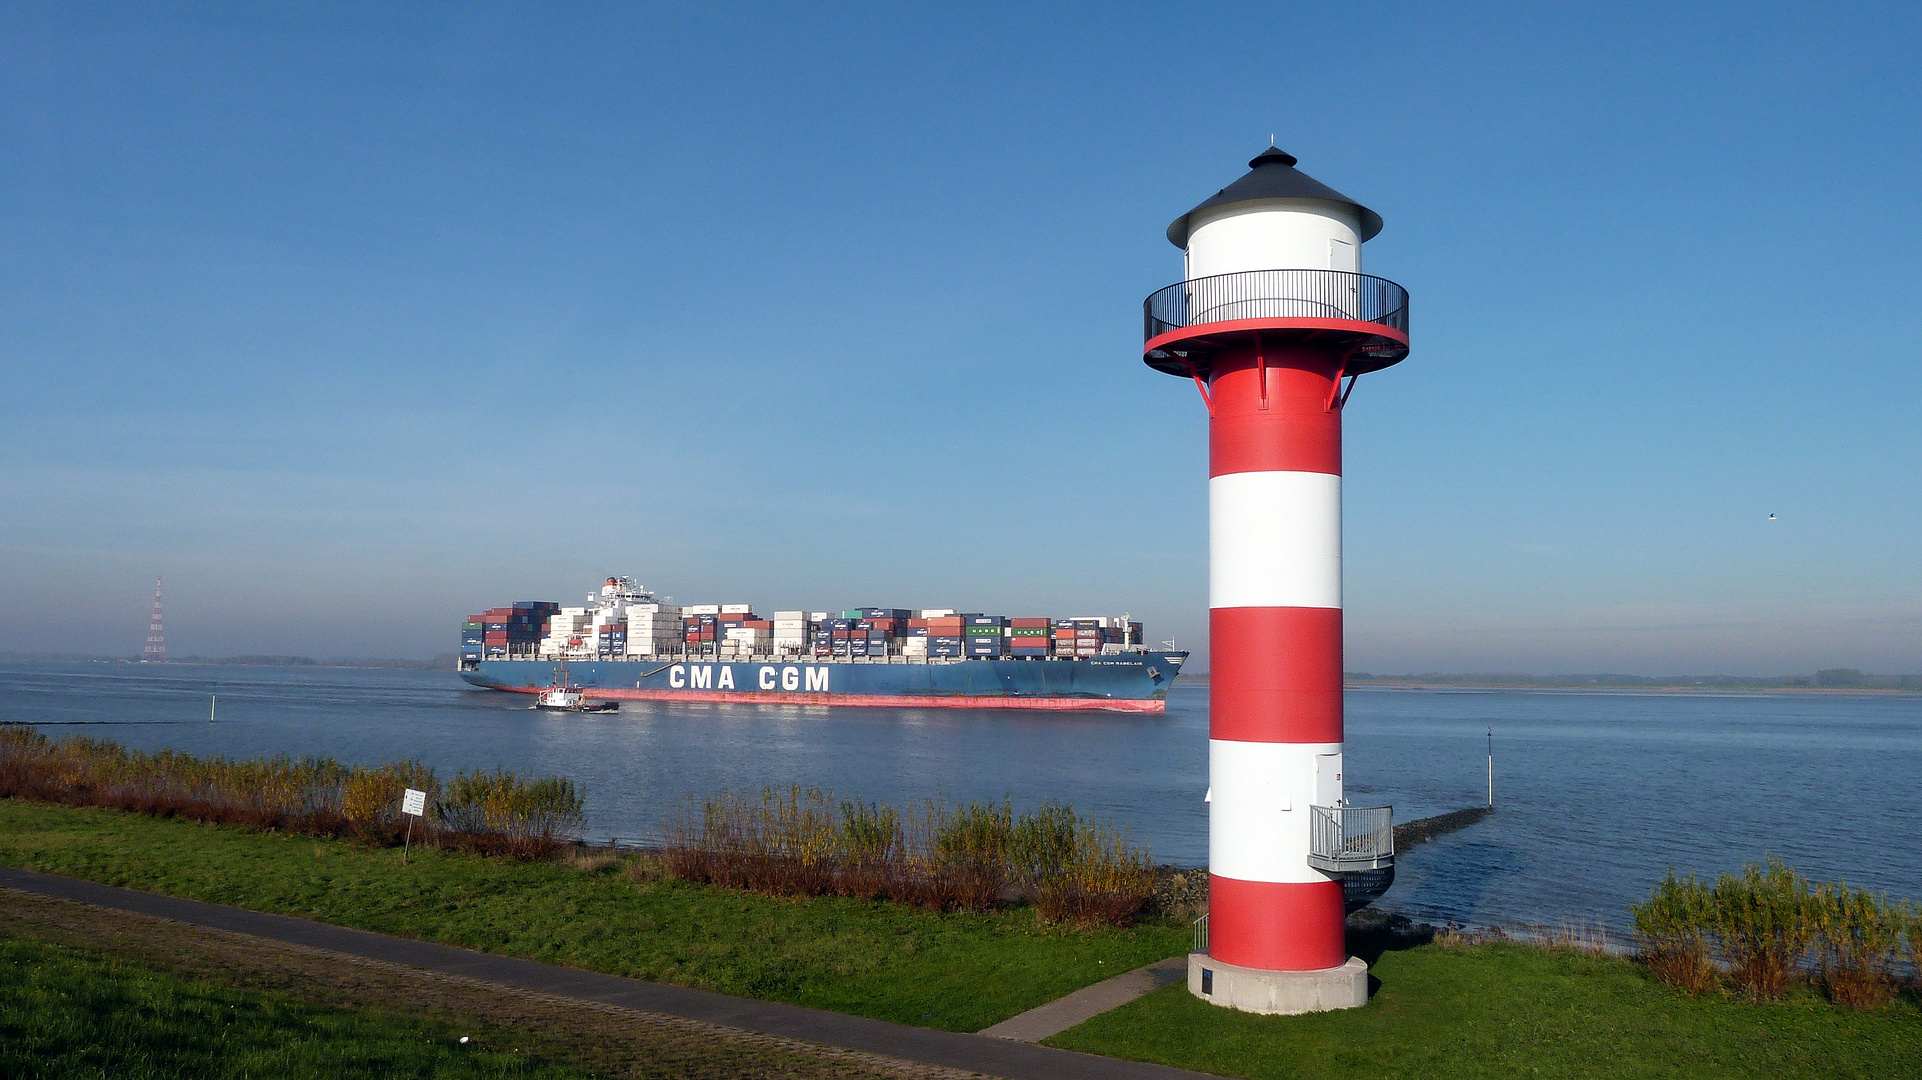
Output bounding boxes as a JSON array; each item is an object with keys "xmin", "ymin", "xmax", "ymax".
[{"xmin": 1166, "ymin": 146, "xmax": 1383, "ymax": 248}]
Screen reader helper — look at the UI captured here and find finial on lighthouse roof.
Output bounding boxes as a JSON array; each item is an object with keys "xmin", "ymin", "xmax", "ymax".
[{"xmin": 1167, "ymin": 145, "xmax": 1383, "ymax": 247}]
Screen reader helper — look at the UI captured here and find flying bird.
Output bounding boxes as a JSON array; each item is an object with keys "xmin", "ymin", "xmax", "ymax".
[{"xmin": 1768, "ymin": 513, "xmax": 1777, "ymax": 521}]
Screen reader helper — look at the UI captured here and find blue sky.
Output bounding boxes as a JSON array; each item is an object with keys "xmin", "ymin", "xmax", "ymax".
[{"xmin": 2, "ymin": 2, "xmax": 1917, "ymax": 673}]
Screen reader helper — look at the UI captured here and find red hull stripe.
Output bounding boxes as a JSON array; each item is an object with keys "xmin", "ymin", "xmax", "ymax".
[
  {"xmin": 1208, "ymin": 344, "xmax": 1343, "ymax": 478},
  {"xmin": 1208, "ymin": 607, "xmax": 1342, "ymax": 743},
  {"xmin": 1208, "ymin": 873, "xmax": 1348, "ymax": 971},
  {"xmin": 493, "ymin": 685, "xmax": 1165, "ymax": 713}
]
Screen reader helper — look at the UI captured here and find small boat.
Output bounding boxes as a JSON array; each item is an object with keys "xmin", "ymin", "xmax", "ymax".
[{"xmin": 534, "ymin": 664, "xmax": 618, "ymax": 713}]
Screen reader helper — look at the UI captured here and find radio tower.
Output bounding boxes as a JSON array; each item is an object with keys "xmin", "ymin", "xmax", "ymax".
[{"xmin": 142, "ymin": 578, "xmax": 167, "ymax": 663}]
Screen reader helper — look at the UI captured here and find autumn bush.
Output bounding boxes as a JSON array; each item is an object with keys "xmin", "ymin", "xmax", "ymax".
[
  {"xmin": 663, "ymin": 787, "xmax": 1154, "ymax": 925},
  {"xmin": 1632, "ymin": 856, "xmax": 1920, "ymax": 1008},
  {"xmin": 1, "ymin": 723, "xmax": 573, "ymax": 860}
]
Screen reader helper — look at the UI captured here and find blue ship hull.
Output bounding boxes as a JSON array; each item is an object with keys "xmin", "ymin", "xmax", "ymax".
[{"xmin": 459, "ymin": 653, "xmax": 1187, "ymax": 712}]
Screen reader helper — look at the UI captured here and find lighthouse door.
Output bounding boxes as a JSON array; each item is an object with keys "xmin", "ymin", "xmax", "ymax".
[{"xmin": 1315, "ymin": 753, "xmax": 1344, "ymax": 808}]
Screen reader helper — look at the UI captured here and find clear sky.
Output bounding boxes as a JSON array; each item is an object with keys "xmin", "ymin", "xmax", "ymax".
[{"xmin": 3, "ymin": 2, "xmax": 1917, "ymax": 674}]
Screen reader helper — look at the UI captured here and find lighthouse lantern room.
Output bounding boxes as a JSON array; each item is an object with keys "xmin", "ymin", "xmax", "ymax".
[{"xmin": 1145, "ymin": 147, "xmax": 1408, "ymax": 1015}]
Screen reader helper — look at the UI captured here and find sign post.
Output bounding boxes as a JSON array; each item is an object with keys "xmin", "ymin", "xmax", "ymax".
[{"xmin": 401, "ymin": 788, "xmax": 427, "ymax": 864}]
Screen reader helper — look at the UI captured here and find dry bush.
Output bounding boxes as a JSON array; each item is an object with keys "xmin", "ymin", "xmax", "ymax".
[{"xmin": 1543, "ymin": 918, "xmax": 1612, "ymax": 957}]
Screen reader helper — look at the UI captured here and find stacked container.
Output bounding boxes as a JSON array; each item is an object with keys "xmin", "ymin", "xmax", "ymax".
[
  {"xmin": 965, "ymin": 616, "xmax": 1008, "ymax": 658},
  {"xmin": 624, "ymin": 602, "xmax": 683, "ymax": 656},
  {"xmin": 924, "ymin": 613, "xmax": 965, "ymax": 658},
  {"xmin": 771, "ymin": 611, "xmax": 809, "ymax": 655},
  {"xmin": 460, "ymin": 615, "xmax": 485, "ymax": 663},
  {"xmin": 1009, "ymin": 618, "xmax": 1051, "ymax": 657},
  {"xmin": 464, "ymin": 602, "xmax": 556, "ymax": 660}
]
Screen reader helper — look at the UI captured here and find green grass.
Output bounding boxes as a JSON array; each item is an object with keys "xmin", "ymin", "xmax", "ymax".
[
  {"xmin": 0, "ymin": 799, "xmax": 1184, "ymax": 1032},
  {"xmin": 0, "ymin": 935, "xmax": 587, "ymax": 1079},
  {"xmin": 1045, "ymin": 942, "xmax": 1922, "ymax": 1079}
]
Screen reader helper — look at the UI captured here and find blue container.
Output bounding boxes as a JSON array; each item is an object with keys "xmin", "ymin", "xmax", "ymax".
[
  {"xmin": 931, "ymin": 636, "xmax": 963, "ymax": 646},
  {"xmin": 902, "ymin": 627, "xmax": 929, "ymax": 637},
  {"xmin": 930, "ymin": 645, "xmax": 963, "ymax": 657},
  {"xmin": 865, "ymin": 643, "xmax": 887, "ymax": 656},
  {"xmin": 830, "ymin": 619, "xmax": 855, "ymax": 631},
  {"xmin": 967, "ymin": 616, "xmax": 1005, "ymax": 626}
]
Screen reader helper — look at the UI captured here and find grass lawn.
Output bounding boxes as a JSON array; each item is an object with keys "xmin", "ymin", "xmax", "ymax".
[
  {"xmin": 1045, "ymin": 939, "xmax": 1922, "ymax": 1080},
  {"xmin": 0, "ymin": 799, "xmax": 1185, "ymax": 1032},
  {"xmin": 0, "ymin": 887, "xmax": 947, "ymax": 1079},
  {"xmin": 0, "ymin": 933, "xmax": 589, "ymax": 1080}
]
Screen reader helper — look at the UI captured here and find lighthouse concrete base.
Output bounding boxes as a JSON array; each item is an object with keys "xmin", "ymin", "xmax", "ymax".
[{"xmin": 1187, "ymin": 953, "xmax": 1369, "ymax": 1015}]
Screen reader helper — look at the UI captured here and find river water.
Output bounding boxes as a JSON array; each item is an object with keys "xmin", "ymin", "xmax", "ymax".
[{"xmin": 4, "ymin": 661, "xmax": 1917, "ymax": 931}]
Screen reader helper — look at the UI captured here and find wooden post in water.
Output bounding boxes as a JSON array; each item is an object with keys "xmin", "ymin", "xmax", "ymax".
[{"xmin": 1486, "ymin": 727, "xmax": 1494, "ymax": 808}]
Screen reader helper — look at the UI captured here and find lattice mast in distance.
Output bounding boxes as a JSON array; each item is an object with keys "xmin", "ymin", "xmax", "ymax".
[{"xmin": 142, "ymin": 577, "xmax": 167, "ymax": 663}]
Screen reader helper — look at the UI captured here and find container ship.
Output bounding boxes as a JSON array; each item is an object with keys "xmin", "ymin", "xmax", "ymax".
[{"xmin": 457, "ymin": 577, "xmax": 1187, "ymax": 712}]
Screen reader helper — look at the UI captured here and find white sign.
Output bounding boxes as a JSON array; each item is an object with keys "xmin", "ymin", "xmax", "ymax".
[{"xmin": 401, "ymin": 788, "xmax": 427, "ymax": 817}]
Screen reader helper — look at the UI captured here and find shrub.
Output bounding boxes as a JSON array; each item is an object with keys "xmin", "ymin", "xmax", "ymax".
[
  {"xmin": 342, "ymin": 761, "xmax": 438, "ymax": 840},
  {"xmin": 1710, "ymin": 857, "xmax": 1815, "ymax": 1000},
  {"xmin": 1812, "ymin": 882, "xmax": 1902, "ymax": 1009},
  {"xmin": 0, "ymin": 724, "xmax": 578, "ymax": 862},
  {"xmin": 438, "ymin": 768, "xmax": 585, "ymax": 859},
  {"xmin": 1632, "ymin": 870, "xmax": 1719, "ymax": 995},
  {"xmin": 660, "ymin": 787, "xmax": 1154, "ymax": 926}
]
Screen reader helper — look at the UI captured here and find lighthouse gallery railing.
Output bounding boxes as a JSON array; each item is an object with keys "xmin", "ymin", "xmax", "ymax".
[
  {"xmin": 1308, "ymin": 805, "xmax": 1395, "ymax": 872},
  {"xmin": 1144, "ymin": 269, "xmax": 1409, "ymax": 342}
]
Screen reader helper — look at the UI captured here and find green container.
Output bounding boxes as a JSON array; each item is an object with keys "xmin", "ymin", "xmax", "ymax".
[
  {"xmin": 461, "ymin": 622, "xmax": 483, "ymax": 631},
  {"xmin": 964, "ymin": 626, "xmax": 1003, "ymax": 636}
]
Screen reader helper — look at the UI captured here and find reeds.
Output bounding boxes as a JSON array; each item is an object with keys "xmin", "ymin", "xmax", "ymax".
[
  {"xmin": 1631, "ymin": 857, "xmax": 1922, "ymax": 1006},
  {"xmin": 0, "ymin": 724, "xmax": 579, "ymax": 860},
  {"xmin": 663, "ymin": 787, "xmax": 1155, "ymax": 925}
]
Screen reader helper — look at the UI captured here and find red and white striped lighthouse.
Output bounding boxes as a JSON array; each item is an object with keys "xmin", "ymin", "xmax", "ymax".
[{"xmin": 1145, "ymin": 146, "xmax": 1408, "ymax": 1013}]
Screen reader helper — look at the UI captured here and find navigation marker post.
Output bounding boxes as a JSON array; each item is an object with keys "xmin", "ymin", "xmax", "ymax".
[
  {"xmin": 401, "ymin": 788, "xmax": 427, "ymax": 863},
  {"xmin": 1487, "ymin": 728, "xmax": 1494, "ymax": 808}
]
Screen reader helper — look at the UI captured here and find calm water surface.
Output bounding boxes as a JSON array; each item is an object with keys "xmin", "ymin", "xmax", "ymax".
[{"xmin": 5, "ymin": 662, "xmax": 1917, "ymax": 931}]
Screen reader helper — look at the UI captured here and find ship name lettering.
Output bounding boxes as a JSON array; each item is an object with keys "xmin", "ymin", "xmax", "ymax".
[
  {"xmin": 717, "ymin": 667, "xmax": 735, "ymax": 690},
  {"xmin": 668, "ymin": 665, "xmax": 685, "ymax": 688},
  {"xmin": 780, "ymin": 666, "xmax": 799, "ymax": 691},
  {"xmin": 758, "ymin": 666, "xmax": 776, "ymax": 690},
  {"xmin": 689, "ymin": 666, "xmax": 713, "ymax": 689},
  {"xmin": 805, "ymin": 667, "xmax": 829, "ymax": 692}
]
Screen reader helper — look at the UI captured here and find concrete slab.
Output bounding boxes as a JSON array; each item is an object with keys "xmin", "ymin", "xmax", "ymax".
[
  {"xmin": 1187, "ymin": 953, "xmax": 1368, "ymax": 1015},
  {"xmin": 979, "ymin": 954, "xmax": 1186, "ymax": 1041}
]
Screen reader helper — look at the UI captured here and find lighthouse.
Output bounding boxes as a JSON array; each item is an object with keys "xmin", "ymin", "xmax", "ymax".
[{"xmin": 1145, "ymin": 147, "xmax": 1406, "ymax": 1014}]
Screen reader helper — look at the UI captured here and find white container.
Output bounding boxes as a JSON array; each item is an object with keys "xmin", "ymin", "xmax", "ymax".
[
  {"xmin": 721, "ymin": 604, "xmax": 752, "ymax": 614},
  {"xmin": 918, "ymin": 609, "xmax": 956, "ymax": 618},
  {"xmin": 683, "ymin": 604, "xmax": 720, "ymax": 616},
  {"xmin": 773, "ymin": 610, "xmax": 805, "ymax": 620}
]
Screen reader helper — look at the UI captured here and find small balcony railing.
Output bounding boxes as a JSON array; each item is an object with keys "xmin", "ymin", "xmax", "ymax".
[
  {"xmin": 1308, "ymin": 805, "xmax": 1395, "ymax": 872},
  {"xmin": 1144, "ymin": 269, "xmax": 1409, "ymax": 342}
]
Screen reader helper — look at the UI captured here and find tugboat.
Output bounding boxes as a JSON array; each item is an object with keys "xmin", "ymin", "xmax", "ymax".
[{"xmin": 534, "ymin": 663, "xmax": 618, "ymax": 713}]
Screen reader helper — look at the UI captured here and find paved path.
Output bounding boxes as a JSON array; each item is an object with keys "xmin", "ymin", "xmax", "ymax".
[
  {"xmin": 0, "ymin": 866, "xmax": 1213, "ymax": 1080},
  {"xmin": 980, "ymin": 954, "xmax": 1187, "ymax": 1041}
]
